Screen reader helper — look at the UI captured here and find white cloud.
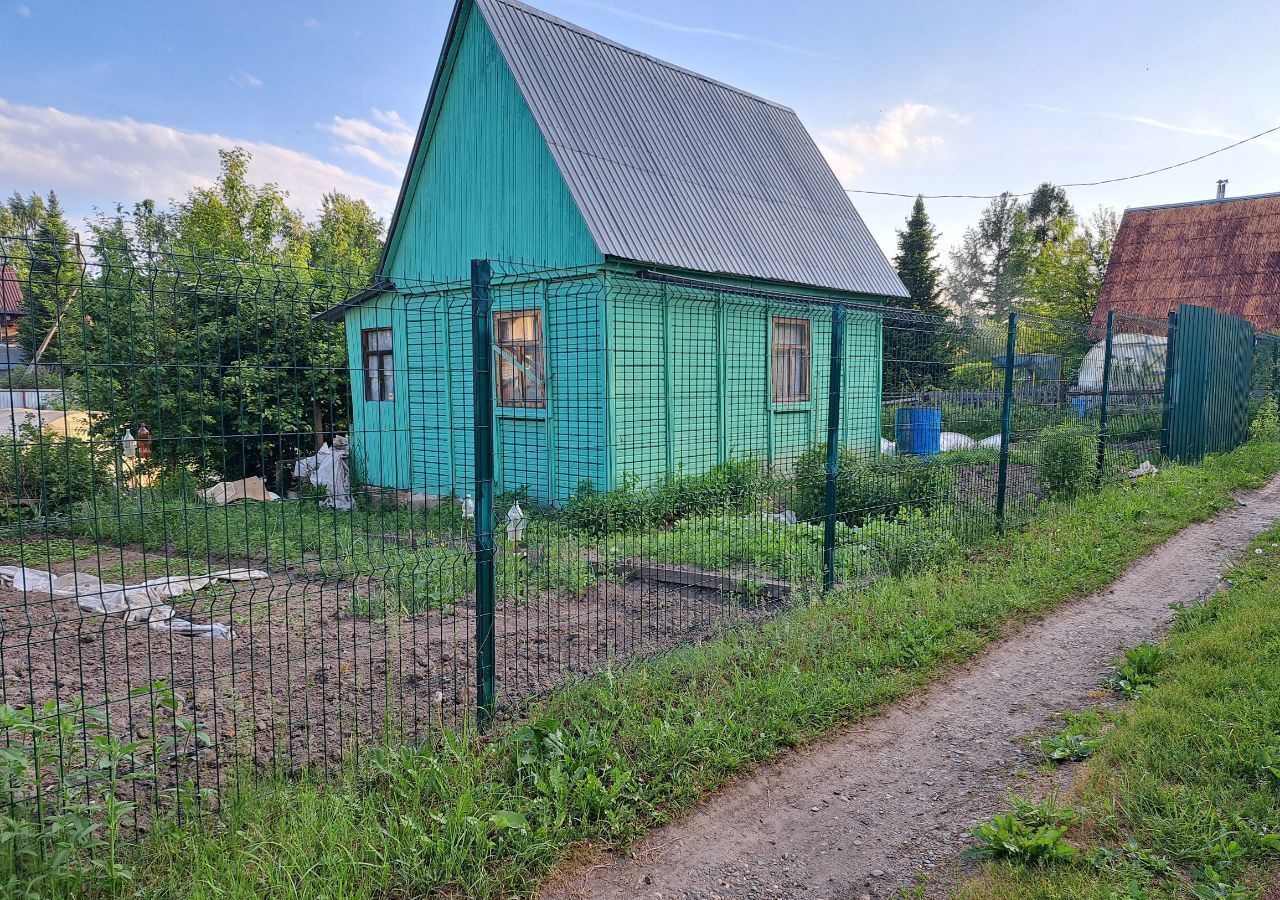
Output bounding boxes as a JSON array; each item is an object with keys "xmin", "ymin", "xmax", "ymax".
[
  {"xmin": 229, "ymin": 70, "xmax": 263, "ymax": 89},
  {"xmin": 818, "ymin": 103, "xmax": 964, "ymax": 184},
  {"xmin": 0, "ymin": 97, "xmax": 400, "ymax": 218},
  {"xmin": 15, "ymin": 4, "xmax": 30, "ymax": 17},
  {"xmin": 319, "ymin": 108, "xmax": 415, "ymax": 175},
  {"xmin": 304, "ymin": 17, "xmax": 320, "ymax": 29}
]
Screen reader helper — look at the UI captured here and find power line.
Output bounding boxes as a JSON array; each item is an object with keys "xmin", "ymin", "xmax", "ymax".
[{"xmin": 845, "ymin": 122, "xmax": 1280, "ymax": 200}]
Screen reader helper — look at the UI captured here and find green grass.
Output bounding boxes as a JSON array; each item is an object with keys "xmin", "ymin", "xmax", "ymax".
[
  {"xmin": 77, "ymin": 437, "xmax": 1277, "ymax": 900},
  {"xmin": 0, "ymin": 494, "xmax": 601, "ymax": 613},
  {"xmin": 955, "ymin": 522, "xmax": 1280, "ymax": 900}
]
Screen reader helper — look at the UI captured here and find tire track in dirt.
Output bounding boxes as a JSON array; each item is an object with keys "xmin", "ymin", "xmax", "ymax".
[{"xmin": 542, "ymin": 474, "xmax": 1280, "ymax": 900}]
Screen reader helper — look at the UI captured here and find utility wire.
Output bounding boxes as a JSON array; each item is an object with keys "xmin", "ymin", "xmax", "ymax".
[{"xmin": 845, "ymin": 122, "xmax": 1280, "ymax": 199}]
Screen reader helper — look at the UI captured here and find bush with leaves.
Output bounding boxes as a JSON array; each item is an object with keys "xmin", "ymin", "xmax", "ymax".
[
  {"xmin": 0, "ymin": 426, "xmax": 114, "ymax": 516},
  {"xmin": 562, "ymin": 460, "xmax": 767, "ymax": 536},
  {"xmin": 0, "ymin": 685, "xmax": 209, "ymax": 899},
  {"xmin": 1039, "ymin": 422, "xmax": 1095, "ymax": 498},
  {"xmin": 792, "ymin": 445, "xmax": 951, "ymax": 527}
]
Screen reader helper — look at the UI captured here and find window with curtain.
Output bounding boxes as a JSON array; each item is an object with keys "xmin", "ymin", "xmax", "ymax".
[
  {"xmin": 362, "ymin": 328, "xmax": 394, "ymax": 402},
  {"xmin": 494, "ymin": 309, "xmax": 546, "ymax": 407},
  {"xmin": 772, "ymin": 317, "xmax": 810, "ymax": 402}
]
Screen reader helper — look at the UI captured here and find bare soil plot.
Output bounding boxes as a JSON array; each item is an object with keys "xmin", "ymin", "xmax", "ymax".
[
  {"xmin": 0, "ymin": 542, "xmax": 769, "ymax": 794},
  {"xmin": 542, "ymin": 473, "xmax": 1280, "ymax": 900}
]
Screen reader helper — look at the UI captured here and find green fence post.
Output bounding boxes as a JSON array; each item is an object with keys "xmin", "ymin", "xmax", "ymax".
[
  {"xmin": 470, "ymin": 258, "xmax": 496, "ymax": 727},
  {"xmin": 1160, "ymin": 310, "xmax": 1179, "ymax": 459},
  {"xmin": 822, "ymin": 304, "xmax": 847, "ymax": 593},
  {"xmin": 1094, "ymin": 310, "xmax": 1115, "ymax": 489},
  {"xmin": 995, "ymin": 311, "xmax": 1018, "ymax": 531}
]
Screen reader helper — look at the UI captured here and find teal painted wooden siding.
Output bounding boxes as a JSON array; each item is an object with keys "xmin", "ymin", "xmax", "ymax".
[
  {"xmin": 387, "ymin": 277, "xmax": 607, "ymax": 507},
  {"xmin": 345, "ymin": 294, "xmax": 413, "ymax": 490},
  {"xmin": 605, "ymin": 278, "xmax": 882, "ymax": 487},
  {"xmin": 382, "ymin": 4, "xmax": 601, "ymax": 284},
  {"xmin": 348, "ymin": 4, "xmax": 606, "ymax": 503},
  {"xmin": 342, "ymin": 3, "xmax": 887, "ymax": 507}
]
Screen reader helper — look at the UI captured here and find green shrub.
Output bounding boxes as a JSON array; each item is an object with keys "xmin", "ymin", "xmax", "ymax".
[
  {"xmin": 0, "ymin": 686, "xmax": 208, "ymax": 898},
  {"xmin": 949, "ymin": 361, "xmax": 996, "ymax": 390},
  {"xmin": 562, "ymin": 460, "xmax": 767, "ymax": 536},
  {"xmin": 792, "ymin": 445, "xmax": 951, "ymax": 526},
  {"xmin": 651, "ymin": 458, "xmax": 766, "ymax": 523},
  {"xmin": 0, "ymin": 427, "xmax": 114, "ymax": 516},
  {"xmin": 1039, "ymin": 423, "xmax": 1095, "ymax": 498}
]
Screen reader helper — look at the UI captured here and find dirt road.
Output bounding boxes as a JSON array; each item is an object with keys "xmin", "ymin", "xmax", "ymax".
[{"xmin": 544, "ymin": 474, "xmax": 1280, "ymax": 900}]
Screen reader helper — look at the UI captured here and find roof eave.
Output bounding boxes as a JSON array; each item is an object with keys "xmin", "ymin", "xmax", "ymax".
[
  {"xmin": 313, "ymin": 278, "xmax": 396, "ymax": 323},
  {"xmin": 604, "ymin": 256, "xmax": 909, "ymax": 302}
]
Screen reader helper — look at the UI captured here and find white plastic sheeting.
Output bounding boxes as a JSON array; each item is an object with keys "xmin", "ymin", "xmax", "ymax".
[
  {"xmin": 293, "ymin": 435, "xmax": 353, "ymax": 510},
  {"xmin": 0, "ymin": 566, "xmax": 264, "ymax": 639},
  {"xmin": 1077, "ymin": 333, "xmax": 1167, "ymax": 392},
  {"xmin": 939, "ymin": 432, "xmax": 976, "ymax": 452}
]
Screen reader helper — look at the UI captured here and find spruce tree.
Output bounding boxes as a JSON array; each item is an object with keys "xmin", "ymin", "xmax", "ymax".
[
  {"xmin": 22, "ymin": 191, "xmax": 75, "ymax": 360},
  {"xmin": 886, "ymin": 196, "xmax": 951, "ymax": 393}
]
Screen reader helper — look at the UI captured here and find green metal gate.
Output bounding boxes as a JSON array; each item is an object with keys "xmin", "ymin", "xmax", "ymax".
[{"xmin": 1163, "ymin": 303, "xmax": 1257, "ymax": 462}]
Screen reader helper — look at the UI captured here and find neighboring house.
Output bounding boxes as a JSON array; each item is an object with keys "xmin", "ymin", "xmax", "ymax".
[
  {"xmin": 1092, "ymin": 190, "xmax": 1280, "ymax": 333},
  {"xmin": 0, "ymin": 264, "xmax": 22, "ymax": 344},
  {"xmin": 321, "ymin": 0, "xmax": 907, "ymax": 505}
]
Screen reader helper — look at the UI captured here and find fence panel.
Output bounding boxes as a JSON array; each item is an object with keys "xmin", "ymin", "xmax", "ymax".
[
  {"xmin": 1166, "ymin": 303, "xmax": 1257, "ymax": 462},
  {"xmin": 1, "ymin": 236, "xmax": 1277, "ymax": 858}
]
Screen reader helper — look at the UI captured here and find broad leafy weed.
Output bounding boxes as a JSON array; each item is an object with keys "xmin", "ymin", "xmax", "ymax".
[
  {"xmin": 1110, "ymin": 644, "xmax": 1169, "ymax": 699},
  {"xmin": 965, "ymin": 812, "xmax": 1077, "ymax": 866}
]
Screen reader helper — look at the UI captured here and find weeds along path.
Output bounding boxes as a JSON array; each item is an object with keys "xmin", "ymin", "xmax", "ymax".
[{"xmin": 543, "ymin": 474, "xmax": 1280, "ymax": 900}]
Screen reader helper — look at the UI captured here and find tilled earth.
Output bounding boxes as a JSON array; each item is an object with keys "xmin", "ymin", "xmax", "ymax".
[
  {"xmin": 0, "ymin": 544, "xmax": 772, "ymax": 798},
  {"xmin": 542, "ymin": 474, "xmax": 1280, "ymax": 900}
]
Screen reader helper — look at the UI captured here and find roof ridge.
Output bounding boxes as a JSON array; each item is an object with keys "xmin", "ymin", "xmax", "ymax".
[
  {"xmin": 1125, "ymin": 191, "xmax": 1280, "ymax": 214},
  {"xmin": 477, "ymin": 0, "xmax": 794, "ymax": 112}
]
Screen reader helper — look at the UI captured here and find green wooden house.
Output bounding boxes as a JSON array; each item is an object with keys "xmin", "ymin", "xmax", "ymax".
[{"xmin": 320, "ymin": 0, "xmax": 908, "ymax": 506}]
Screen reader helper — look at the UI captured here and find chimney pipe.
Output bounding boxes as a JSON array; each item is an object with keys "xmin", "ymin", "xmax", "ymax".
[{"xmin": 1216, "ymin": 179, "xmax": 1228, "ymax": 200}]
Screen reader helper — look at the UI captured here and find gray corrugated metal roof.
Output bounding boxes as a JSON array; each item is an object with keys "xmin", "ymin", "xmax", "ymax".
[{"xmin": 474, "ymin": 0, "xmax": 908, "ymax": 299}]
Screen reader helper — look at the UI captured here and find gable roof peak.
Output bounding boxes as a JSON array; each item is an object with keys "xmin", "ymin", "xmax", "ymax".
[{"xmin": 476, "ymin": 0, "xmax": 792, "ymax": 113}]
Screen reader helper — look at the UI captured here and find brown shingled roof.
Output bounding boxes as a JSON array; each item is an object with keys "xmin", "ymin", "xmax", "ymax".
[
  {"xmin": 1092, "ymin": 192, "xmax": 1280, "ymax": 333},
  {"xmin": 0, "ymin": 265, "xmax": 23, "ymax": 317}
]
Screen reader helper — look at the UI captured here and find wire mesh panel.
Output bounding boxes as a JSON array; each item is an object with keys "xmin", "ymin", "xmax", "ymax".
[
  {"xmin": 0, "ymin": 237, "xmax": 471, "ymax": 834},
  {"xmin": 2, "ymin": 236, "xmax": 1278, "ymax": 859}
]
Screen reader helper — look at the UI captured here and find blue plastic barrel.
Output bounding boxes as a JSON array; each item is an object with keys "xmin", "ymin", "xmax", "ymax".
[
  {"xmin": 895, "ymin": 407, "xmax": 942, "ymax": 456},
  {"xmin": 1069, "ymin": 396, "xmax": 1097, "ymax": 419}
]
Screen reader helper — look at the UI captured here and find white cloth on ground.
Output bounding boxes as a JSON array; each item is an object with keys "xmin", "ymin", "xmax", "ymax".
[{"xmin": 0, "ymin": 566, "xmax": 265, "ymax": 639}]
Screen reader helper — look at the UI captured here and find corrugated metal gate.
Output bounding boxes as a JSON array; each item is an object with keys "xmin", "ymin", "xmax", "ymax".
[{"xmin": 1163, "ymin": 303, "xmax": 1257, "ymax": 462}]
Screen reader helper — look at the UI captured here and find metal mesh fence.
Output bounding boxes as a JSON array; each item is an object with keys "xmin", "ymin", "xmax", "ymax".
[{"xmin": 0, "ymin": 239, "xmax": 1274, "ymax": 844}]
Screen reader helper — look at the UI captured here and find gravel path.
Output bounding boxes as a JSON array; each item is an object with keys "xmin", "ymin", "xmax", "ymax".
[{"xmin": 543, "ymin": 473, "xmax": 1280, "ymax": 900}]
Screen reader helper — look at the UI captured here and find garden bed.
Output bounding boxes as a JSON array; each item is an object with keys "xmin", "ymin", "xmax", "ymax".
[{"xmin": 0, "ymin": 540, "xmax": 773, "ymax": 793}]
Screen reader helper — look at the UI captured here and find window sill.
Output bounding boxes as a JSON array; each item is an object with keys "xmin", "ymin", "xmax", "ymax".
[
  {"xmin": 496, "ymin": 406, "xmax": 548, "ymax": 421},
  {"xmin": 771, "ymin": 400, "xmax": 813, "ymax": 413}
]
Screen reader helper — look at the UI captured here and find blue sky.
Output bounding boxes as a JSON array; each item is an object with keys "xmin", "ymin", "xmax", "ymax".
[{"xmin": 2, "ymin": 0, "xmax": 1279, "ymax": 257}]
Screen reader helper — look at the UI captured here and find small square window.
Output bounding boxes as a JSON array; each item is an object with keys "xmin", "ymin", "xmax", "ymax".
[
  {"xmin": 362, "ymin": 328, "xmax": 394, "ymax": 402},
  {"xmin": 772, "ymin": 317, "xmax": 810, "ymax": 402},
  {"xmin": 494, "ymin": 309, "xmax": 546, "ymax": 408}
]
